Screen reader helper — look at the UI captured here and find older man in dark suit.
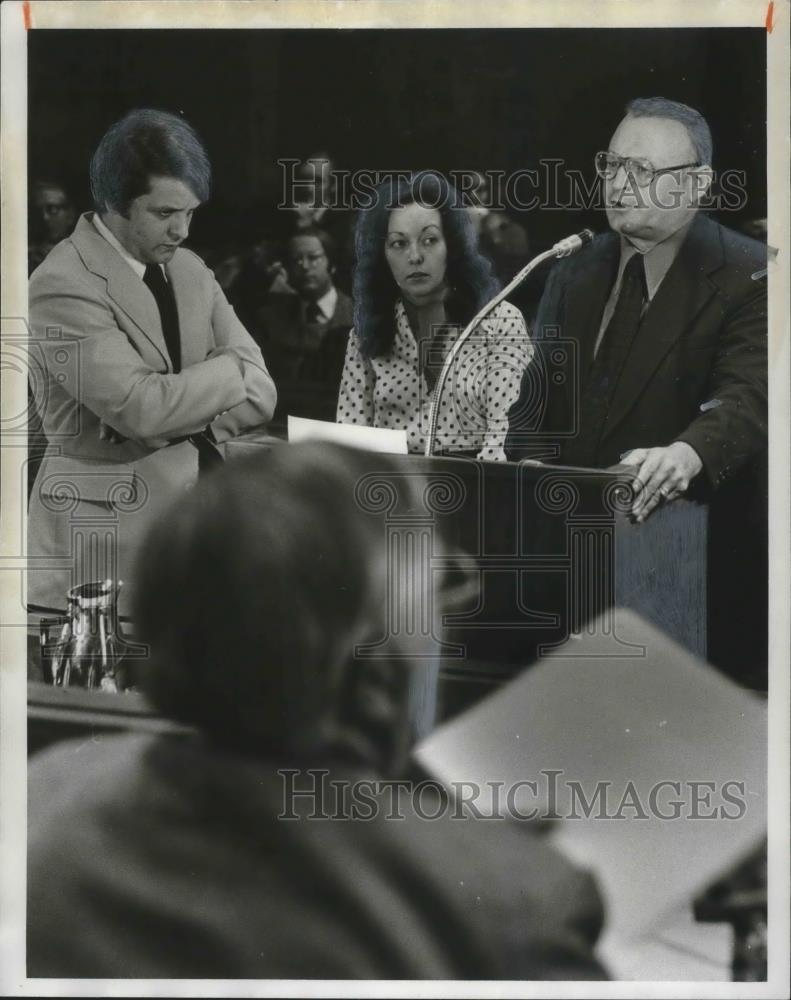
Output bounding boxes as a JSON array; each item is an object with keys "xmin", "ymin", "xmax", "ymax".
[
  {"xmin": 506, "ymin": 98, "xmax": 767, "ymax": 688},
  {"xmin": 506, "ymin": 98, "xmax": 767, "ymax": 521},
  {"xmin": 27, "ymin": 109, "xmax": 276, "ymax": 614}
]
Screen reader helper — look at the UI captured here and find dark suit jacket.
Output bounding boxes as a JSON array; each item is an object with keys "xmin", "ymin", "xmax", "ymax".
[
  {"xmin": 505, "ymin": 214, "xmax": 767, "ymax": 490},
  {"xmin": 28, "ymin": 733, "xmax": 606, "ymax": 980},
  {"xmin": 255, "ymin": 288, "xmax": 354, "ymax": 423}
]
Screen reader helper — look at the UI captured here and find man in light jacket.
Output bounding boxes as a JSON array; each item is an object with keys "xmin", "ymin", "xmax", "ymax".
[{"xmin": 28, "ymin": 108, "xmax": 276, "ymax": 614}]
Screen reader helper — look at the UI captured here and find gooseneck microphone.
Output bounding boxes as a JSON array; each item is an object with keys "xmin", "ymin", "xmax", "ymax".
[{"xmin": 423, "ymin": 230, "xmax": 595, "ymax": 458}]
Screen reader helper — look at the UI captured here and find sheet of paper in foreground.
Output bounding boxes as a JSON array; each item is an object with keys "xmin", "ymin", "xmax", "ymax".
[
  {"xmin": 414, "ymin": 608, "xmax": 767, "ymax": 950},
  {"xmin": 288, "ymin": 415, "xmax": 408, "ymax": 454}
]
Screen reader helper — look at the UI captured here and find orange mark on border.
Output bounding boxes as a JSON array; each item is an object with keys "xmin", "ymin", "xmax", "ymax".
[
  {"xmin": 765, "ymin": 1, "xmax": 774, "ymax": 33},
  {"xmin": 23, "ymin": 1, "xmax": 31, "ymax": 30}
]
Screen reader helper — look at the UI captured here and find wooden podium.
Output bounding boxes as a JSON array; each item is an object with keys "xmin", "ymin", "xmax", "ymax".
[
  {"xmin": 326, "ymin": 450, "xmax": 708, "ymax": 720},
  {"xmin": 27, "ymin": 444, "xmax": 710, "ymax": 736}
]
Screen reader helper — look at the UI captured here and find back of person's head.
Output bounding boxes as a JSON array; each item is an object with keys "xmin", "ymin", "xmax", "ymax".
[
  {"xmin": 134, "ymin": 443, "xmax": 440, "ymax": 767},
  {"xmin": 90, "ymin": 108, "xmax": 211, "ymax": 216}
]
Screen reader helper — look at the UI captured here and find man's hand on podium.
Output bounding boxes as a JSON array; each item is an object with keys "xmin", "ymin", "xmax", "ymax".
[{"xmin": 621, "ymin": 442, "xmax": 703, "ymax": 522}]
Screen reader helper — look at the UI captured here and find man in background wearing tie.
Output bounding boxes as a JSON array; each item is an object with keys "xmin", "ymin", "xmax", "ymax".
[
  {"xmin": 253, "ymin": 226, "xmax": 353, "ymax": 424},
  {"xmin": 506, "ymin": 97, "xmax": 768, "ymax": 688},
  {"xmin": 27, "ymin": 109, "xmax": 276, "ymax": 615}
]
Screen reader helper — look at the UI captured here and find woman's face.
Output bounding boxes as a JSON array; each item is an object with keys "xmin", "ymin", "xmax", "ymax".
[{"xmin": 384, "ymin": 203, "xmax": 448, "ymax": 307}]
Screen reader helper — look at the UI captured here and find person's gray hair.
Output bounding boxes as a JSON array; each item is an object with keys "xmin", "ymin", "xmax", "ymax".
[
  {"xmin": 625, "ymin": 97, "xmax": 713, "ymax": 166},
  {"xmin": 89, "ymin": 108, "xmax": 211, "ymax": 216}
]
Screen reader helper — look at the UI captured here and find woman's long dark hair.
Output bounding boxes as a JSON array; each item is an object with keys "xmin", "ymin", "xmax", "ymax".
[{"xmin": 353, "ymin": 171, "xmax": 499, "ymax": 358}]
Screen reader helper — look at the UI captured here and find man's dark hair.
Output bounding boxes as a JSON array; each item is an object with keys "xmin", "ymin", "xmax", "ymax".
[
  {"xmin": 30, "ymin": 178, "xmax": 74, "ymax": 203},
  {"xmin": 625, "ymin": 97, "xmax": 713, "ymax": 166},
  {"xmin": 89, "ymin": 108, "xmax": 211, "ymax": 216},
  {"xmin": 287, "ymin": 226, "xmax": 338, "ymax": 268}
]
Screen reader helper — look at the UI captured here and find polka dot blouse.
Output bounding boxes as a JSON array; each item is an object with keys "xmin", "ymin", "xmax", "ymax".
[{"xmin": 337, "ymin": 298, "xmax": 533, "ymax": 460}]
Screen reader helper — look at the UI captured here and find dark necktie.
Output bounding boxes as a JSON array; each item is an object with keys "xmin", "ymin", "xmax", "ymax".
[
  {"xmin": 143, "ymin": 264, "xmax": 222, "ymax": 474},
  {"xmin": 143, "ymin": 264, "xmax": 181, "ymax": 372},
  {"xmin": 304, "ymin": 300, "xmax": 324, "ymax": 324},
  {"xmin": 562, "ymin": 252, "xmax": 646, "ymax": 468}
]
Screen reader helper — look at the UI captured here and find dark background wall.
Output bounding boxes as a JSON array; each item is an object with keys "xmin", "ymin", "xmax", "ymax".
[{"xmin": 28, "ymin": 27, "xmax": 766, "ymax": 251}]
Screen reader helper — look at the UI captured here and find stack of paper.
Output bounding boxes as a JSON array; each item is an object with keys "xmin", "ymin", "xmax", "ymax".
[{"xmin": 415, "ymin": 609, "xmax": 767, "ymax": 975}]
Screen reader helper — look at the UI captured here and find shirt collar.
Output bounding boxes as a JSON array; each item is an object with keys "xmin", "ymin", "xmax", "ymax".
[
  {"xmin": 92, "ymin": 213, "xmax": 157, "ymax": 281},
  {"xmin": 307, "ymin": 285, "xmax": 338, "ymax": 322},
  {"xmin": 619, "ymin": 218, "xmax": 694, "ymax": 300}
]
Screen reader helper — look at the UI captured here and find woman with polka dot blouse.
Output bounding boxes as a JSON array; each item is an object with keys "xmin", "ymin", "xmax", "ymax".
[{"xmin": 337, "ymin": 171, "xmax": 532, "ymax": 460}]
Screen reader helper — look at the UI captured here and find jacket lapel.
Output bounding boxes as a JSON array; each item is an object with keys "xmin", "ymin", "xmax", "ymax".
[
  {"xmin": 330, "ymin": 290, "xmax": 354, "ymax": 329},
  {"xmin": 70, "ymin": 214, "xmax": 172, "ymax": 370},
  {"xmin": 603, "ymin": 213, "xmax": 723, "ymax": 438},
  {"xmin": 562, "ymin": 233, "xmax": 620, "ymax": 378}
]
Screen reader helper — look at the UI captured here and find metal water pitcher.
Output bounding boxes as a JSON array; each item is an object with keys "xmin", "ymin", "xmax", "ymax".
[{"xmin": 39, "ymin": 580, "xmax": 128, "ymax": 692}]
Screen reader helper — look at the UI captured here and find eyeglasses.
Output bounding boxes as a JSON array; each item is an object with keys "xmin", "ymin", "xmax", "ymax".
[
  {"xmin": 595, "ymin": 151, "xmax": 700, "ymax": 187},
  {"xmin": 42, "ymin": 203, "xmax": 70, "ymax": 216},
  {"xmin": 290, "ymin": 251, "xmax": 327, "ymax": 268}
]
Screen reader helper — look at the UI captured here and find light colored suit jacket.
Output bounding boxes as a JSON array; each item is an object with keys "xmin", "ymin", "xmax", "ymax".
[{"xmin": 28, "ymin": 214, "xmax": 276, "ymax": 613}]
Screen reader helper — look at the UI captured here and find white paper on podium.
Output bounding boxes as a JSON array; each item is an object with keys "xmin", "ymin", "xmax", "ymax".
[
  {"xmin": 414, "ymin": 608, "xmax": 767, "ymax": 954},
  {"xmin": 287, "ymin": 415, "xmax": 408, "ymax": 454}
]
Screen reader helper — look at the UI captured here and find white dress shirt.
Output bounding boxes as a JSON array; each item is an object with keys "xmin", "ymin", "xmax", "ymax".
[{"xmin": 594, "ymin": 220, "xmax": 693, "ymax": 356}]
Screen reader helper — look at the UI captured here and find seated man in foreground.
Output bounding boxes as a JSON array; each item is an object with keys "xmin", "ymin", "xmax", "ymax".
[{"xmin": 27, "ymin": 442, "xmax": 605, "ymax": 980}]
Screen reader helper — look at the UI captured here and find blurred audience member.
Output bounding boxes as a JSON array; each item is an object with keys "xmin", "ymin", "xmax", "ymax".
[
  {"xmin": 479, "ymin": 210, "xmax": 538, "ymax": 324},
  {"xmin": 740, "ymin": 217, "xmax": 767, "ymax": 242},
  {"xmin": 277, "ymin": 152, "xmax": 355, "ymax": 293},
  {"xmin": 480, "ymin": 211, "xmax": 530, "ymax": 280},
  {"xmin": 221, "ymin": 236, "xmax": 295, "ymax": 333},
  {"xmin": 28, "ymin": 442, "xmax": 605, "ymax": 979},
  {"xmin": 458, "ymin": 172, "xmax": 535, "ymax": 318},
  {"xmin": 206, "ymin": 241, "xmax": 248, "ymax": 293},
  {"xmin": 28, "ymin": 179, "xmax": 77, "ymax": 275},
  {"xmin": 464, "ymin": 170, "xmax": 492, "ymax": 235},
  {"xmin": 254, "ymin": 227, "xmax": 353, "ymax": 423},
  {"xmin": 290, "ymin": 153, "xmax": 338, "ymax": 229}
]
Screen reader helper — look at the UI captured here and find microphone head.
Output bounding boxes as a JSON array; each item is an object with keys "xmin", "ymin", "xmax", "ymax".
[{"xmin": 553, "ymin": 229, "xmax": 597, "ymax": 258}]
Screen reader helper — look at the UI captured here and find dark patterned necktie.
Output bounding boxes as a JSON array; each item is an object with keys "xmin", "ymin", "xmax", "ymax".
[
  {"xmin": 143, "ymin": 264, "xmax": 181, "ymax": 372},
  {"xmin": 562, "ymin": 252, "xmax": 646, "ymax": 467}
]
